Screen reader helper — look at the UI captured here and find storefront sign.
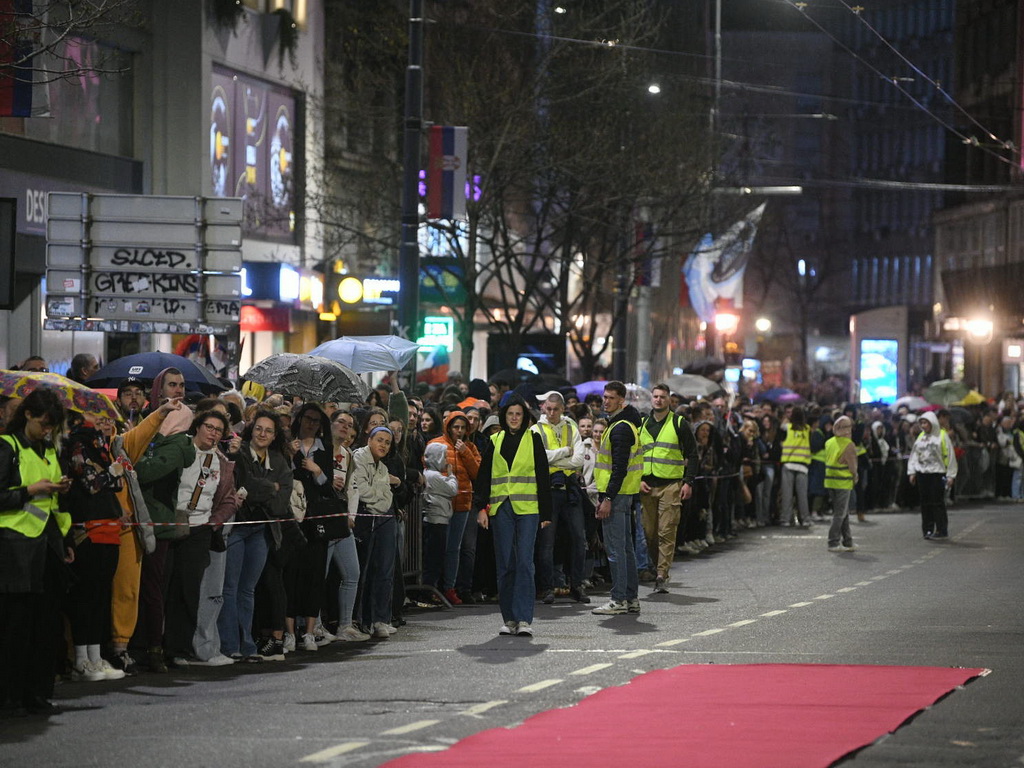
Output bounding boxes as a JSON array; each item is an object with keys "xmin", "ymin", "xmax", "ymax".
[
  {"xmin": 240, "ymin": 305, "xmax": 291, "ymax": 332},
  {"xmin": 417, "ymin": 315, "xmax": 454, "ymax": 352},
  {"xmin": 337, "ymin": 276, "xmax": 401, "ymax": 306}
]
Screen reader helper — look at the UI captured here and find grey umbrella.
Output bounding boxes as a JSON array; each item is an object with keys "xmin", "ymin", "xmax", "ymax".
[
  {"xmin": 243, "ymin": 354, "xmax": 368, "ymax": 403},
  {"xmin": 664, "ymin": 373, "xmax": 725, "ymax": 399}
]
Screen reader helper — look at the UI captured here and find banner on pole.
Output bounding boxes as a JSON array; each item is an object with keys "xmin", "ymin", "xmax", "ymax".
[{"xmin": 427, "ymin": 126, "xmax": 468, "ymax": 219}]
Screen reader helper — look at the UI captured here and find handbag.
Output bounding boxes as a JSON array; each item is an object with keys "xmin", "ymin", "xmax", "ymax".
[
  {"xmin": 303, "ymin": 492, "xmax": 351, "ymax": 540},
  {"xmin": 209, "ymin": 526, "xmax": 227, "ymax": 552}
]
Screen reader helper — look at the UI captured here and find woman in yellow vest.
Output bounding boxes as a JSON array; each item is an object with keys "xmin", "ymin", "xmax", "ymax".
[
  {"xmin": 823, "ymin": 416, "xmax": 858, "ymax": 553},
  {"xmin": 474, "ymin": 395, "xmax": 551, "ymax": 637},
  {"xmin": 0, "ymin": 389, "xmax": 72, "ymax": 716}
]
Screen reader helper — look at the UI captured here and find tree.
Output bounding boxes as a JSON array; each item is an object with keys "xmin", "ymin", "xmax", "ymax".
[
  {"xmin": 1, "ymin": 1, "xmax": 139, "ymax": 108},
  {"xmin": 315, "ymin": 0, "xmax": 715, "ymax": 378}
]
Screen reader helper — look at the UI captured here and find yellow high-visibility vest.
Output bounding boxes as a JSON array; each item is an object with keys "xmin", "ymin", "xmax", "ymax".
[
  {"xmin": 0, "ymin": 435, "xmax": 71, "ymax": 538},
  {"xmin": 488, "ymin": 431, "xmax": 540, "ymax": 516},
  {"xmin": 595, "ymin": 419, "xmax": 643, "ymax": 495},
  {"xmin": 640, "ymin": 414, "xmax": 686, "ymax": 480},
  {"xmin": 780, "ymin": 425, "xmax": 811, "ymax": 465},
  {"xmin": 534, "ymin": 420, "xmax": 575, "ymax": 475},
  {"xmin": 823, "ymin": 436, "xmax": 854, "ymax": 490}
]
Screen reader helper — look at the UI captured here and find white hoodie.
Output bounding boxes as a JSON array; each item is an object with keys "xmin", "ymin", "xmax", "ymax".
[
  {"xmin": 422, "ymin": 441, "xmax": 458, "ymax": 525},
  {"xmin": 532, "ymin": 414, "xmax": 584, "ymax": 473},
  {"xmin": 908, "ymin": 411, "xmax": 957, "ymax": 478}
]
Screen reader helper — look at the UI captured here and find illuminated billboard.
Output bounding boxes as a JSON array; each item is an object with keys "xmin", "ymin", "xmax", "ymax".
[{"xmin": 859, "ymin": 339, "xmax": 898, "ymax": 404}]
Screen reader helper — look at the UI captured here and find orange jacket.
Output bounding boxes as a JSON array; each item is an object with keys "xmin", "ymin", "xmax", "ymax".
[{"xmin": 428, "ymin": 411, "xmax": 481, "ymax": 512}]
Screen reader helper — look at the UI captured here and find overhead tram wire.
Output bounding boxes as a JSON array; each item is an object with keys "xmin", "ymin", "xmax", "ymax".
[
  {"xmin": 832, "ymin": 0, "xmax": 1017, "ymax": 156},
  {"xmin": 781, "ymin": 0, "xmax": 1021, "ymax": 171}
]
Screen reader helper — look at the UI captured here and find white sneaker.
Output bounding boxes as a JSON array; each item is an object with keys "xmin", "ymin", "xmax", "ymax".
[
  {"xmin": 627, "ymin": 599, "xmax": 641, "ymax": 614},
  {"xmin": 98, "ymin": 658, "xmax": 126, "ymax": 680},
  {"xmin": 301, "ymin": 633, "xmax": 318, "ymax": 651},
  {"xmin": 828, "ymin": 545, "xmax": 844, "ymax": 553},
  {"xmin": 192, "ymin": 654, "xmax": 235, "ymax": 666},
  {"xmin": 842, "ymin": 544, "xmax": 858, "ymax": 552},
  {"xmin": 499, "ymin": 621, "xmax": 517, "ymax": 635},
  {"xmin": 370, "ymin": 622, "xmax": 392, "ymax": 639},
  {"xmin": 515, "ymin": 622, "xmax": 533, "ymax": 636},
  {"xmin": 337, "ymin": 625, "xmax": 371, "ymax": 642},
  {"xmin": 592, "ymin": 600, "xmax": 628, "ymax": 615},
  {"xmin": 313, "ymin": 623, "xmax": 336, "ymax": 645},
  {"xmin": 72, "ymin": 660, "xmax": 106, "ymax": 682},
  {"xmin": 282, "ymin": 632, "xmax": 296, "ymax": 653}
]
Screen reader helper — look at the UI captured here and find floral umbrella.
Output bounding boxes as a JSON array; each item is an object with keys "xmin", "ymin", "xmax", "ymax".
[{"xmin": 0, "ymin": 370, "xmax": 122, "ymax": 422}]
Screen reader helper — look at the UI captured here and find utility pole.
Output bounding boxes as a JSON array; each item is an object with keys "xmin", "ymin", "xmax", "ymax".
[{"xmin": 397, "ymin": 0, "xmax": 424, "ymax": 386}]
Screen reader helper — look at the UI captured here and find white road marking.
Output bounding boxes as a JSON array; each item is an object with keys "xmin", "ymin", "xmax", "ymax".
[
  {"xmin": 870, "ymin": 575, "xmax": 889, "ymax": 581},
  {"xmin": 570, "ymin": 663, "xmax": 613, "ymax": 675},
  {"xmin": 655, "ymin": 638, "xmax": 690, "ymax": 647},
  {"xmin": 300, "ymin": 742, "xmax": 371, "ymax": 762},
  {"xmin": 855, "ymin": 581, "xmax": 873, "ymax": 586},
  {"xmin": 728, "ymin": 619, "xmax": 757, "ymax": 627},
  {"xmin": 517, "ymin": 679, "xmax": 563, "ymax": 693},
  {"xmin": 460, "ymin": 700, "xmax": 507, "ymax": 716},
  {"xmin": 814, "ymin": 594, "xmax": 835, "ymax": 600},
  {"xmin": 789, "ymin": 601, "xmax": 814, "ymax": 608},
  {"xmin": 574, "ymin": 686, "xmax": 603, "ymax": 696},
  {"xmin": 760, "ymin": 610, "xmax": 788, "ymax": 617},
  {"xmin": 618, "ymin": 650, "xmax": 654, "ymax": 659},
  {"xmin": 380, "ymin": 720, "xmax": 440, "ymax": 735},
  {"xmin": 692, "ymin": 628, "xmax": 725, "ymax": 636},
  {"xmin": 836, "ymin": 587, "xmax": 857, "ymax": 593}
]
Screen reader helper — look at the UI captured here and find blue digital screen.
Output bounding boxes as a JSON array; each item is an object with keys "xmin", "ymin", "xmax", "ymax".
[{"xmin": 859, "ymin": 339, "xmax": 898, "ymax": 404}]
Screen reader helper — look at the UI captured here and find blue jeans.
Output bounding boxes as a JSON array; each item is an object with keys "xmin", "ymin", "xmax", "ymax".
[
  {"xmin": 356, "ymin": 515, "xmax": 396, "ymax": 627},
  {"xmin": 455, "ymin": 512, "xmax": 478, "ymax": 594},
  {"xmin": 326, "ymin": 535, "xmax": 360, "ymax": 628},
  {"xmin": 1013, "ymin": 468, "xmax": 1023, "ymax": 500},
  {"xmin": 491, "ymin": 500, "xmax": 538, "ymax": 624},
  {"xmin": 602, "ymin": 494, "xmax": 638, "ymax": 602},
  {"xmin": 632, "ymin": 496, "xmax": 650, "ymax": 571},
  {"xmin": 535, "ymin": 487, "xmax": 587, "ymax": 590},
  {"xmin": 218, "ymin": 523, "xmax": 269, "ymax": 657},
  {"xmin": 441, "ymin": 510, "xmax": 469, "ymax": 591}
]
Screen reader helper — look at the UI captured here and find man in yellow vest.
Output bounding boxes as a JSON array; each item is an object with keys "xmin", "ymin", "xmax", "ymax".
[
  {"xmin": 592, "ymin": 381, "xmax": 644, "ymax": 616},
  {"xmin": 639, "ymin": 384, "xmax": 696, "ymax": 594},
  {"xmin": 532, "ymin": 391, "xmax": 589, "ymax": 604},
  {"xmin": 824, "ymin": 416, "xmax": 858, "ymax": 553}
]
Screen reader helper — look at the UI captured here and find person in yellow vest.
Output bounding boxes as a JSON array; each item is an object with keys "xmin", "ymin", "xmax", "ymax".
[
  {"xmin": 474, "ymin": 395, "xmax": 551, "ymax": 636},
  {"xmin": 0, "ymin": 389, "xmax": 72, "ymax": 716},
  {"xmin": 592, "ymin": 381, "xmax": 645, "ymax": 616},
  {"xmin": 532, "ymin": 391, "xmax": 589, "ymax": 604},
  {"xmin": 638, "ymin": 384, "xmax": 696, "ymax": 594},
  {"xmin": 908, "ymin": 410, "xmax": 957, "ymax": 539},
  {"xmin": 779, "ymin": 406, "xmax": 813, "ymax": 527},
  {"xmin": 824, "ymin": 416, "xmax": 859, "ymax": 553}
]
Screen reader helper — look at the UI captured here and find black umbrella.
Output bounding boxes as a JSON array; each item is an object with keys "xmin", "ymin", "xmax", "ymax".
[
  {"xmin": 683, "ymin": 356, "xmax": 726, "ymax": 377},
  {"xmin": 489, "ymin": 368, "xmax": 539, "ymax": 385},
  {"xmin": 87, "ymin": 351, "xmax": 226, "ymax": 394}
]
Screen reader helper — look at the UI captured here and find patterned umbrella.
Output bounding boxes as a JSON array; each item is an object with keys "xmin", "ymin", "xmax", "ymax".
[
  {"xmin": 923, "ymin": 379, "xmax": 970, "ymax": 407},
  {"xmin": 309, "ymin": 335, "xmax": 420, "ymax": 374},
  {"xmin": 663, "ymin": 373, "xmax": 725, "ymax": 399},
  {"xmin": 243, "ymin": 354, "xmax": 368, "ymax": 404},
  {"xmin": 0, "ymin": 370, "xmax": 122, "ymax": 421}
]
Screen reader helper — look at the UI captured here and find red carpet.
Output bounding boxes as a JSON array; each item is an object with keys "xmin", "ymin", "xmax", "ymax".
[{"xmin": 384, "ymin": 664, "xmax": 985, "ymax": 768}]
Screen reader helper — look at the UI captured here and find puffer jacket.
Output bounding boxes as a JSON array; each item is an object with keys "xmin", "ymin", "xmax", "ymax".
[{"xmin": 427, "ymin": 411, "xmax": 481, "ymax": 513}]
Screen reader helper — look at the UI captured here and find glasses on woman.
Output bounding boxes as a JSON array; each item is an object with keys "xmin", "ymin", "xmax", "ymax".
[
  {"xmin": 252, "ymin": 425, "xmax": 275, "ymax": 435},
  {"xmin": 201, "ymin": 422, "xmax": 225, "ymax": 436}
]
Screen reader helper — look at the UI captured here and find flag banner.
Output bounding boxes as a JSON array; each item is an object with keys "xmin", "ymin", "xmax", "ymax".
[
  {"xmin": 427, "ymin": 126, "xmax": 468, "ymax": 220},
  {"xmin": 683, "ymin": 203, "xmax": 766, "ymax": 324},
  {"xmin": 0, "ymin": 0, "xmax": 51, "ymax": 117}
]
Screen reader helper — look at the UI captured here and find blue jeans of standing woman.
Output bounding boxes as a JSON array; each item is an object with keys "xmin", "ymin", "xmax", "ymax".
[
  {"xmin": 441, "ymin": 510, "xmax": 469, "ymax": 591},
  {"xmin": 356, "ymin": 515, "xmax": 396, "ymax": 628},
  {"xmin": 602, "ymin": 494, "xmax": 638, "ymax": 603},
  {"xmin": 218, "ymin": 523, "xmax": 269, "ymax": 657},
  {"xmin": 491, "ymin": 500, "xmax": 538, "ymax": 624},
  {"xmin": 326, "ymin": 535, "xmax": 360, "ymax": 628}
]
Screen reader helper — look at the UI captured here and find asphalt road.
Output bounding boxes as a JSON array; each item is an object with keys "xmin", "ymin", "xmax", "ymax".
[{"xmin": 2, "ymin": 502, "xmax": 1022, "ymax": 767}]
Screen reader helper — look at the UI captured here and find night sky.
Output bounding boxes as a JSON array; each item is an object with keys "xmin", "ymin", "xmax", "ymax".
[{"xmin": 721, "ymin": 0, "xmax": 824, "ymax": 32}]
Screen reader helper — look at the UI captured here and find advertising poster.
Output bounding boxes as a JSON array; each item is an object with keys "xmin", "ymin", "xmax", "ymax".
[{"xmin": 859, "ymin": 339, "xmax": 899, "ymax": 404}]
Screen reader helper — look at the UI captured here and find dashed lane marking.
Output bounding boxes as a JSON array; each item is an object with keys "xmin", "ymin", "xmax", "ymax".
[
  {"xmin": 300, "ymin": 742, "xmax": 371, "ymax": 762},
  {"xmin": 728, "ymin": 619, "xmax": 757, "ymax": 627},
  {"xmin": 570, "ymin": 663, "xmax": 614, "ymax": 675},
  {"xmin": 813, "ymin": 594, "xmax": 835, "ymax": 600},
  {"xmin": 836, "ymin": 587, "xmax": 857, "ymax": 593},
  {"xmin": 855, "ymin": 581, "xmax": 874, "ymax": 586},
  {"xmin": 760, "ymin": 610, "xmax": 788, "ymax": 617},
  {"xmin": 618, "ymin": 650, "xmax": 654, "ymax": 659},
  {"xmin": 870, "ymin": 575, "xmax": 889, "ymax": 581},
  {"xmin": 460, "ymin": 700, "xmax": 507, "ymax": 716},
  {"xmin": 692, "ymin": 628, "xmax": 725, "ymax": 637},
  {"xmin": 789, "ymin": 601, "xmax": 814, "ymax": 608},
  {"xmin": 655, "ymin": 639, "xmax": 690, "ymax": 647},
  {"xmin": 517, "ymin": 679, "xmax": 563, "ymax": 693},
  {"xmin": 380, "ymin": 720, "xmax": 441, "ymax": 735}
]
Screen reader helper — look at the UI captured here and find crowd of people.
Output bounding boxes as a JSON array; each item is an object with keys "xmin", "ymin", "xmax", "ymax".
[{"xmin": 1, "ymin": 354, "xmax": 1017, "ymax": 718}]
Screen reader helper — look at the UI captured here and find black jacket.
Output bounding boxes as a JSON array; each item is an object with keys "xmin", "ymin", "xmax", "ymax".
[{"xmin": 231, "ymin": 443, "xmax": 293, "ymax": 523}]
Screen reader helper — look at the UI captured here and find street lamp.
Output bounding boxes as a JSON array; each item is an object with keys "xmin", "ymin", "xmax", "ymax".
[
  {"xmin": 755, "ymin": 317, "xmax": 772, "ymax": 334},
  {"xmin": 714, "ymin": 308, "xmax": 740, "ymax": 335},
  {"xmin": 966, "ymin": 317, "xmax": 994, "ymax": 344}
]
